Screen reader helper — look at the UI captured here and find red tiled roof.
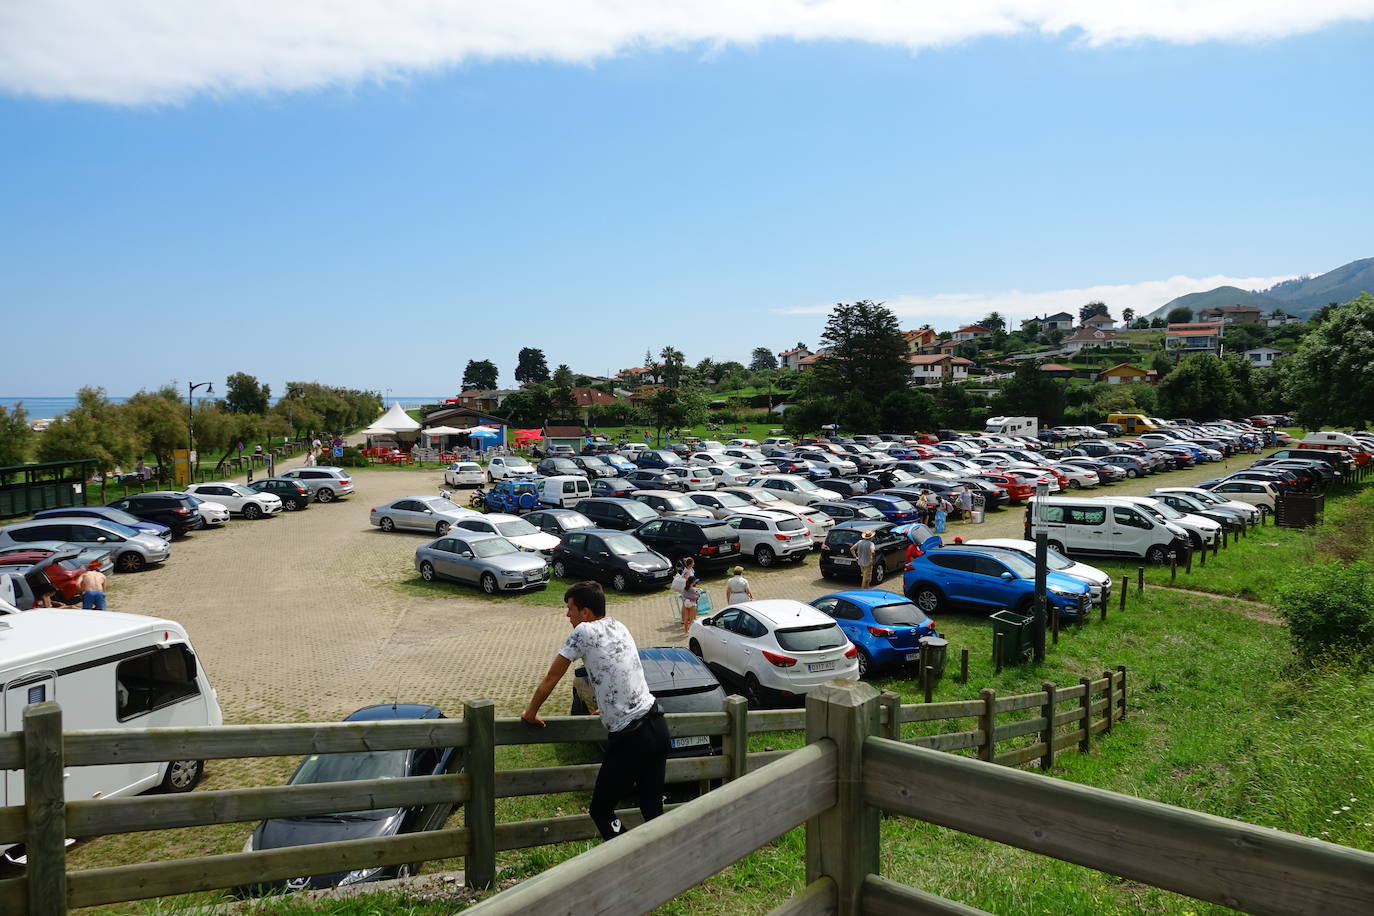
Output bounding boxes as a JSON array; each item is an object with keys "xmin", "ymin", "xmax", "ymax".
[
  {"xmin": 1039, "ymin": 363, "xmax": 1073, "ymax": 371},
  {"xmin": 956, "ymin": 325, "xmax": 990, "ymax": 334}
]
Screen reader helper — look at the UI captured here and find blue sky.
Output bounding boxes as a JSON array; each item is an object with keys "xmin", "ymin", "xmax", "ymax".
[{"xmin": 2, "ymin": 3, "xmax": 1372, "ymax": 398}]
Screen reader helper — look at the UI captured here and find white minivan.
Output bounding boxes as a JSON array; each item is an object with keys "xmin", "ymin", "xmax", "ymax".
[
  {"xmin": 537, "ymin": 475, "xmax": 592, "ymax": 509},
  {"xmin": 1106, "ymin": 496, "xmax": 1220, "ymax": 550},
  {"xmin": 1025, "ymin": 496, "xmax": 1189, "ymax": 564}
]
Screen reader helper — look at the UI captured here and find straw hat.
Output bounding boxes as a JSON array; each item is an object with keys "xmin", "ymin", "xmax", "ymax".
[{"xmin": 862, "ymin": 530, "xmax": 875, "ymax": 539}]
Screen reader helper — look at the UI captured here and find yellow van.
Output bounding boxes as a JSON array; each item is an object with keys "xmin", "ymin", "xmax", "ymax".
[{"xmin": 1106, "ymin": 414, "xmax": 1158, "ymax": 435}]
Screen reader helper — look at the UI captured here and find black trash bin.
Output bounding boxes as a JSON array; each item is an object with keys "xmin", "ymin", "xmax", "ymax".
[
  {"xmin": 989, "ymin": 610, "xmax": 1033, "ymax": 666},
  {"xmin": 918, "ymin": 636, "xmax": 948, "ymax": 680}
]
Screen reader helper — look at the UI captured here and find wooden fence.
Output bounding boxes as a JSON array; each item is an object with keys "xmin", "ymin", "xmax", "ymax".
[{"xmin": 0, "ymin": 670, "xmax": 1128, "ymax": 915}]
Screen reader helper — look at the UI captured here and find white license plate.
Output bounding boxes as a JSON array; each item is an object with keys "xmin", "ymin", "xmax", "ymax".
[
  {"xmin": 671, "ymin": 735, "xmax": 710, "ymax": 749},
  {"xmin": 904, "ymin": 652, "xmax": 920, "ymax": 662},
  {"xmin": 832, "ymin": 557, "xmax": 853, "ymax": 565},
  {"xmin": 807, "ymin": 661, "xmax": 836, "ymax": 673}
]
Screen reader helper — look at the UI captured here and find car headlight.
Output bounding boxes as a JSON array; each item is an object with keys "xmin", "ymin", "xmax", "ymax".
[
  {"xmin": 627, "ymin": 562, "xmax": 649, "ymax": 572},
  {"xmin": 1049, "ymin": 586, "xmax": 1077, "ymax": 598},
  {"xmin": 338, "ymin": 867, "xmax": 383, "ymax": 886}
]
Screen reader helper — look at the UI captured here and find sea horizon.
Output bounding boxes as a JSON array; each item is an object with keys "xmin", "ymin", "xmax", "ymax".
[{"xmin": 1, "ymin": 395, "xmax": 450, "ymax": 419}]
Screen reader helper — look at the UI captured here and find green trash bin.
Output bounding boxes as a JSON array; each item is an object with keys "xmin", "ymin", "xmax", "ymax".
[{"xmin": 989, "ymin": 610, "xmax": 1033, "ymax": 666}]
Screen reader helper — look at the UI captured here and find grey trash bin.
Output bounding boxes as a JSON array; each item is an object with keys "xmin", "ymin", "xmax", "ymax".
[
  {"xmin": 989, "ymin": 610, "xmax": 1033, "ymax": 665},
  {"xmin": 917, "ymin": 636, "xmax": 948, "ymax": 680}
]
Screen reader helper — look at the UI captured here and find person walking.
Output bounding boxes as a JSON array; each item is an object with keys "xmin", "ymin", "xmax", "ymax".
[
  {"xmin": 521, "ymin": 581, "xmax": 669, "ymax": 840},
  {"xmin": 77, "ymin": 561, "xmax": 107, "ymax": 610},
  {"xmin": 851, "ymin": 529, "xmax": 877, "ymax": 588},
  {"xmin": 680, "ymin": 575, "xmax": 701, "ymax": 634},
  {"xmin": 958, "ymin": 486, "xmax": 974, "ymax": 524},
  {"xmin": 916, "ymin": 490, "xmax": 932, "ymax": 525},
  {"xmin": 725, "ymin": 566, "xmax": 753, "ymax": 605}
]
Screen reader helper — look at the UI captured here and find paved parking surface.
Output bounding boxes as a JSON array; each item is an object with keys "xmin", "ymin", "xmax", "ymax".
[{"xmin": 106, "ymin": 457, "xmax": 1258, "ymax": 724}]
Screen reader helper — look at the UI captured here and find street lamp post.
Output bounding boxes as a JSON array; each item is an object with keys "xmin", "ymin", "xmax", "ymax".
[{"xmin": 187, "ymin": 381, "xmax": 214, "ymax": 482}]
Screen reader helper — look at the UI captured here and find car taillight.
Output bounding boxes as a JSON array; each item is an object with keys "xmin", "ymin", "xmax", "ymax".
[
  {"xmin": 843, "ymin": 644, "xmax": 859, "ymax": 658},
  {"xmin": 762, "ymin": 650, "xmax": 797, "ymax": 668},
  {"xmin": 773, "ymin": 532, "xmax": 792, "ymax": 541},
  {"xmin": 867, "ymin": 626, "xmax": 895, "ymax": 637},
  {"xmin": 171, "ymin": 507, "xmax": 189, "ymax": 515},
  {"xmin": 701, "ymin": 545, "xmax": 717, "ymax": 555}
]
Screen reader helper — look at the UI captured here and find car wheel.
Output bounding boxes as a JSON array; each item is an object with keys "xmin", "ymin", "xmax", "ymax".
[
  {"xmin": 744, "ymin": 674, "xmax": 767, "ymax": 709},
  {"xmin": 284, "ymin": 498, "xmax": 301, "ymax": 511},
  {"xmin": 611, "ymin": 572, "xmax": 629, "ymax": 592},
  {"xmin": 570, "ymin": 689, "xmax": 589, "ymax": 716},
  {"xmin": 419, "ymin": 561, "xmax": 436, "ymax": 581},
  {"xmin": 820, "ymin": 568, "xmax": 836, "ymax": 581},
  {"xmin": 689, "ymin": 639, "xmax": 703, "ymax": 659},
  {"xmin": 912, "ymin": 584, "xmax": 944, "ymax": 615},
  {"xmin": 395, "ymin": 863, "xmax": 416, "ymax": 880},
  {"xmin": 1126, "ymin": 469, "xmax": 1139, "ymax": 479},
  {"xmin": 872, "ymin": 561, "xmax": 886, "ymax": 584},
  {"xmin": 1048, "ymin": 540, "xmax": 1066, "ymax": 556},
  {"xmin": 380, "ymin": 517, "xmax": 395, "ymax": 532},
  {"xmin": 553, "ymin": 561, "xmax": 568, "ymax": 578},
  {"xmin": 436, "ymin": 521, "xmax": 451, "ymax": 535},
  {"xmin": 1146, "ymin": 544, "xmax": 1169, "ymax": 565},
  {"xmin": 160, "ymin": 759, "xmax": 202, "ymax": 793},
  {"xmin": 755, "ymin": 545, "xmax": 776, "ymax": 567},
  {"xmin": 856, "ymin": 648, "xmax": 871, "ymax": 679},
  {"xmin": 480, "ymin": 572, "xmax": 499, "ymax": 595},
  {"xmin": 1068, "ymin": 479, "xmax": 1081, "ymax": 489},
  {"xmin": 316, "ymin": 488, "xmax": 335, "ymax": 503},
  {"xmin": 116, "ymin": 551, "xmax": 146, "ymax": 573}
]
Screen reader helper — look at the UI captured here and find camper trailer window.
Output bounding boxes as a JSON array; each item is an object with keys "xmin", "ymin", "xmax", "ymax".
[
  {"xmin": 27, "ymin": 685, "xmax": 45, "ymax": 704},
  {"xmin": 116, "ymin": 646, "xmax": 201, "ymax": 721}
]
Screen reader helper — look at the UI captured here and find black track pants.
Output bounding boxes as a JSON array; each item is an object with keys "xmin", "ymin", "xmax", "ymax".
[{"xmin": 589, "ymin": 708, "xmax": 670, "ymax": 840}]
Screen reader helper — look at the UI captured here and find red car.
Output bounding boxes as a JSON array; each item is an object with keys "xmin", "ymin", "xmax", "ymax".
[
  {"xmin": 972, "ymin": 472, "xmax": 1034, "ymax": 503},
  {"xmin": 1023, "ymin": 465, "xmax": 1070, "ymax": 491},
  {"xmin": 0, "ymin": 548, "xmax": 103, "ymax": 604}
]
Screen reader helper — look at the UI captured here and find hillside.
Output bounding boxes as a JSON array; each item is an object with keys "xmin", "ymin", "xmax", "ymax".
[{"xmin": 1146, "ymin": 256, "xmax": 1374, "ymax": 320}]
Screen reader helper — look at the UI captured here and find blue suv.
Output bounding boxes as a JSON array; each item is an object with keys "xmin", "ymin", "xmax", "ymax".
[
  {"xmin": 809, "ymin": 589, "xmax": 940, "ymax": 678},
  {"xmin": 903, "ymin": 544, "xmax": 1091, "ymax": 620}
]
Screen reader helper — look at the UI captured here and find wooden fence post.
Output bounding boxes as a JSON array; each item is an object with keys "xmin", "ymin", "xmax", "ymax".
[
  {"xmin": 804, "ymin": 681, "xmax": 880, "ymax": 916},
  {"xmin": 1185, "ymin": 546, "xmax": 1193, "ymax": 574},
  {"xmin": 1120, "ymin": 576, "xmax": 1127, "ymax": 612},
  {"xmin": 1170, "ymin": 553, "xmax": 1177, "ymax": 583},
  {"xmin": 25, "ymin": 701, "xmax": 67, "ymax": 916},
  {"xmin": 1222, "ymin": 529, "xmax": 1228, "ymax": 549},
  {"xmin": 1211, "ymin": 537, "xmax": 1219, "ymax": 559},
  {"xmin": 959, "ymin": 648, "xmax": 969, "ymax": 685},
  {"xmin": 1136, "ymin": 567, "xmax": 1144, "ymax": 595},
  {"xmin": 723, "ymin": 696, "xmax": 749, "ymax": 782},
  {"xmin": 1039, "ymin": 682, "xmax": 1057, "ymax": 772},
  {"xmin": 1199, "ymin": 544, "xmax": 1207, "ymax": 567},
  {"xmin": 1117, "ymin": 665, "xmax": 1128, "ymax": 721},
  {"xmin": 463, "ymin": 699, "xmax": 496, "ymax": 891},
  {"xmin": 1078, "ymin": 677, "xmax": 1093, "ymax": 754},
  {"xmin": 993, "ymin": 633, "xmax": 1004, "ymax": 674},
  {"xmin": 879, "ymin": 691, "xmax": 901, "ymax": 742},
  {"xmin": 1101, "ymin": 671, "xmax": 1114, "ymax": 735},
  {"xmin": 979, "ymin": 688, "xmax": 997, "ymax": 763}
]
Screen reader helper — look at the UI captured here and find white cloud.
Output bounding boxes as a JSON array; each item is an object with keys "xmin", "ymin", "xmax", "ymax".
[
  {"xmin": 2, "ymin": 1, "xmax": 1372, "ymax": 105},
  {"xmin": 772, "ymin": 272, "xmax": 1302, "ymax": 326}
]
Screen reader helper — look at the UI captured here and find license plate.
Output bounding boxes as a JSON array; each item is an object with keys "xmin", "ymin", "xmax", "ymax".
[
  {"xmin": 832, "ymin": 557, "xmax": 853, "ymax": 565},
  {"xmin": 807, "ymin": 661, "xmax": 835, "ymax": 673},
  {"xmin": 670, "ymin": 735, "xmax": 710, "ymax": 749},
  {"xmin": 904, "ymin": 652, "xmax": 920, "ymax": 662}
]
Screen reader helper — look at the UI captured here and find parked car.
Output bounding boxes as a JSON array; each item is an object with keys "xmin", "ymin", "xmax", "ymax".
[
  {"xmin": 443, "ymin": 461, "xmax": 486, "ymax": 487},
  {"xmin": 247, "ymin": 477, "xmax": 314, "ymax": 511},
  {"xmin": 903, "ymin": 543, "xmax": 1091, "ymax": 620},
  {"xmin": 747, "ymin": 474, "xmax": 830, "ymax": 507},
  {"xmin": 688, "ymin": 600, "xmax": 859, "ymax": 707},
  {"xmin": 590, "ymin": 477, "xmax": 641, "ymax": 499},
  {"xmin": 569, "ymin": 456, "xmax": 617, "ymax": 479},
  {"xmin": 717, "ymin": 487, "xmax": 834, "ymax": 541},
  {"xmin": 278, "ymin": 467, "xmax": 355, "ymax": 502},
  {"xmin": 724, "ymin": 510, "xmax": 812, "ymax": 567},
  {"xmin": 809, "ymin": 589, "xmax": 940, "ymax": 677},
  {"xmin": 1148, "ymin": 490, "xmax": 1250, "ymax": 531},
  {"xmin": 239, "ymin": 703, "xmax": 456, "ymax": 893},
  {"xmin": 414, "ymin": 532, "xmax": 549, "ymax": 594},
  {"xmin": 633, "ymin": 516, "xmax": 742, "ymax": 570},
  {"xmin": 817, "ymin": 520, "xmax": 913, "ymax": 584},
  {"xmin": 1197, "ymin": 479, "xmax": 1278, "ymax": 513},
  {"xmin": 686, "ymin": 490, "xmax": 758, "ymax": 519},
  {"xmin": 576, "ymin": 496, "xmax": 661, "ymax": 531},
  {"xmin": 185, "ymin": 493, "xmax": 231, "ymax": 526},
  {"xmin": 635, "ymin": 450, "xmax": 684, "ymax": 470},
  {"xmin": 370, "ymin": 495, "xmax": 480, "ymax": 534},
  {"xmin": 452, "ymin": 513, "xmax": 561, "ymax": 553},
  {"xmin": 659, "ymin": 465, "xmax": 718, "ymax": 491},
  {"xmin": 970, "ymin": 473, "xmax": 1033, "ymax": 503},
  {"xmin": 106, "ymin": 492, "xmax": 207, "ymax": 536},
  {"xmin": 812, "ymin": 499, "xmax": 888, "ymax": 524},
  {"xmin": 537, "ymin": 457, "xmax": 585, "ymax": 478},
  {"xmin": 31, "ymin": 505, "xmax": 171, "ymax": 539},
  {"xmin": 631, "ymin": 490, "xmax": 714, "ymax": 519},
  {"xmin": 699, "ymin": 463, "xmax": 753, "ymax": 487},
  {"xmin": 487, "ymin": 455, "xmax": 538, "ymax": 480},
  {"xmin": 1108, "ymin": 496, "xmax": 1220, "ymax": 549},
  {"xmin": 815, "ymin": 478, "xmax": 867, "ymax": 499},
  {"xmin": 624, "ymin": 468, "xmax": 675, "ymax": 491},
  {"xmin": 550, "ymin": 528, "xmax": 674, "ymax": 591},
  {"xmin": 849, "ymin": 494, "xmax": 919, "ymax": 524},
  {"xmin": 185, "ymin": 482, "xmax": 283, "ymax": 519},
  {"xmin": 523, "ymin": 509, "xmax": 596, "ymax": 538},
  {"xmin": 963, "ymin": 538, "xmax": 1112, "ymax": 607},
  {"xmin": 0, "ymin": 518, "xmax": 170, "ymax": 572},
  {"xmin": 0, "ymin": 545, "xmax": 115, "ymax": 605}
]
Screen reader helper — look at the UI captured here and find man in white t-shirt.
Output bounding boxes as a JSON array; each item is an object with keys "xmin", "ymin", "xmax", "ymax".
[{"xmin": 522, "ymin": 581, "xmax": 669, "ymax": 840}]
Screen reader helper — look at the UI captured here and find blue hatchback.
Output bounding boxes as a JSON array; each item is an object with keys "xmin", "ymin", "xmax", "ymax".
[
  {"xmin": 849, "ymin": 494, "xmax": 918, "ymax": 523},
  {"xmin": 809, "ymin": 589, "xmax": 940, "ymax": 678},
  {"xmin": 32, "ymin": 505, "xmax": 172, "ymax": 540},
  {"xmin": 903, "ymin": 544, "xmax": 1091, "ymax": 620}
]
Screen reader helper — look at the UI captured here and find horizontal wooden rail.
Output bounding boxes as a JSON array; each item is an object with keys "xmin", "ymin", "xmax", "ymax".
[
  {"xmin": 765, "ymin": 876, "xmax": 836, "ymax": 916},
  {"xmin": 493, "ymin": 801, "xmax": 688, "ymax": 851},
  {"xmin": 862, "ymin": 873, "xmax": 992, "ymax": 915},
  {"xmin": 461, "ymin": 741, "xmax": 837, "ymax": 915},
  {"xmin": 863, "ymin": 737, "xmax": 1374, "ymax": 916}
]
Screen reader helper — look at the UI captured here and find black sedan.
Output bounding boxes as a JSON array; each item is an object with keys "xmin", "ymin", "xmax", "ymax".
[
  {"xmin": 590, "ymin": 477, "xmax": 641, "ymax": 498},
  {"xmin": 550, "ymin": 528, "xmax": 674, "ymax": 591},
  {"xmin": 524, "ymin": 509, "xmax": 596, "ymax": 537},
  {"xmin": 247, "ymin": 477, "xmax": 313, "ymax": 511},
  {"xmin": 812, "ymin": 500, "xmax": 888, "ymax": 523},
  {"xmin": 107, "ymin": 492, "xmax": 206, "ymax": 537},
  {"xmin": 238, "ymin": 703, "xmax": 456, "ymax": 894}
]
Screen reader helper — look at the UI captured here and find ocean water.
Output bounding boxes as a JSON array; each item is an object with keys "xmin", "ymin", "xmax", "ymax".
[{"xmin": 1, "ymin": 396, "xmax": 449, "ymax": 420}]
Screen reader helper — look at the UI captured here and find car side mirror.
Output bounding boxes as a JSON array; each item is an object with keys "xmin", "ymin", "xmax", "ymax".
[
  {"xmin": 700, "ymin": 616, "xmax": 713, "ymax": 627},
  {"xmin": 459, "ymin": 550, "xmax": 474, "ymax": 558},
  {"xmin": 1000, "ymin": 571, "xmax": 1013, "ymax": 580}
]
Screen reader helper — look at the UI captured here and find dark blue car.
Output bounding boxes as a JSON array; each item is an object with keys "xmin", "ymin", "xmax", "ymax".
[
  {"xmin": 903, "ymin": 544, "xmax": 1092, "ymax": 620},
  {"xmin": 809, "ymin": 589, "xmax": 940, "ymax": 678},
  {"xmin": 32, "ymin": 505, "xmax": 172, "ymax": 540},
  {"xmin": 850, "ymin": 494, "xmax": 918, "ymax": 523}
]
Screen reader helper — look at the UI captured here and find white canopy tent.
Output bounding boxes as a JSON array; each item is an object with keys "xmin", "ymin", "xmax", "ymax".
[{"xmin": 373, "ymin": 402, "xmax": 421, "ymax": 433}]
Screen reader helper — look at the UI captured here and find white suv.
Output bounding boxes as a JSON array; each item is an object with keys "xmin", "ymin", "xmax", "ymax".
[
  {"xmin": 486, "ymin": 455, "xmax": 536, "ymax": 481},
  {"xmin": 184, "ymin": 482, "xmax": 283, "ymax": 519},
  {"xmin": 724, "ymin": 510, "xmax": 812, "ymax": 566},
  {"xmin": 688, "ymin": 600, "xmax": 859, "ymax": 707}
]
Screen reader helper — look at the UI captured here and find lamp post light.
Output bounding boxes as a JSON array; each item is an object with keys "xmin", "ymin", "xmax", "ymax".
[
  {"xmin": 187, "ymin": 381, "xmax": 214, "ymax": 482},
  {"xmin": 1032, "ymin": 479, "xmax": 1051, "ymax": 662}
]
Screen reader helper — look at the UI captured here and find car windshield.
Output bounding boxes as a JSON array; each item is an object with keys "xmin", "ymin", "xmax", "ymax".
[
  {"xmin": 792, "ymin": 478, "xmax": 821, "ymax": 491},
  {"xmin": 421, "ymin": 498, "xmax": 455, "ymax": 512},
  {"xmin": 98, "ymin": 521, "xmax": 143, "ymax": 538},
  {"xmin": 777, "ymin": 517, "xmax": 806, "ymax": 531},
  {"xmin": 883, "ymin": 498, "xmax": 917, "ymax": 512},
  {"xmin": 560, "ymin": 513, "xmax": 594, "ymax": 529},
  {"xmin": 871, "ymin": 601, "xmax": 932, "ymax": 627},
  {"xmin": 852, "ymin": 505, "xmax": 885, "ymax": 520},
  {"xmin": 495, "ymin": 519, "xmax": 538, "ymax": 538},
  {"xmin": 827, "ymin": 529, "xmax": 878, "ymax": 548},
  {"xmin": 776, "ymin": 623, "xmax": 848, "ymax": 652},
  {"xmin": 102, "ymin": 508, "xmax": 143, "ymax": 527},
  {"xmin": 604, "ymin": 535, "xmax": 647, "ymax": 556},
  {"xmin": 507, "ymin": 460, "xmax": 534, "ymax": 470},
  {"xmin": 626, "ymin": 502, "xmax": 658, "ymax": 519},
  {"xmin": 977, "ymin": 551, "xmax": 1035, "ymax": 577},
  {"xmin": 713, "ymin": 493, "xmax": 751, "ymax": 508},
  {"xmin": 472, "ymin": 538, "xmax": 520, "ymax": 558},
  {"xmin": 661, "ymin": 494, "xmax": 695, "ymax": 510},
  {"xmin": 289, "ymin": 750, "xmax": 407, "ymax": 818},
  {"xmin": 228, "ymin": 485, "xmax": 257, "ymax": 497},
  {"xmin": 582, "ymin": 457, "xmax": 609, "ymax": 466}
]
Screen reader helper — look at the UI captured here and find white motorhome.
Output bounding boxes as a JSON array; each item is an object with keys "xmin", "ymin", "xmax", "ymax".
[
  {"xmin": 1, "ymin": 608, "xmax": 222, "ymax": 862},
  {"xmin": 985, "ymin": 416, "xmax": 1039, "ymax": 438}
]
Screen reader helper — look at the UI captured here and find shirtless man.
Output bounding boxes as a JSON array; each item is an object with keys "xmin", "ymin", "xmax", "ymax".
[{"xmin": 77, "ymin": 561, "xmax": 108, "ymax": 610}]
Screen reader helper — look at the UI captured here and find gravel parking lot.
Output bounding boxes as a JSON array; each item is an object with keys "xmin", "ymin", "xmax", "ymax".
[{"xmin": 107, "ymin": 456, "xmax": 1267, "ymax": 725}]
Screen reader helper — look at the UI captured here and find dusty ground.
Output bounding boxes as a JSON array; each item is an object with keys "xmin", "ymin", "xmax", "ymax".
[{"xmin": 106, "ymin": 454, "xmax": 1262, "ymax": 725}]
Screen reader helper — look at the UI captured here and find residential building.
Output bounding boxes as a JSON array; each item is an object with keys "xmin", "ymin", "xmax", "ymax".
[
  {"xmin": 1038, "ymin": 363, "xmax": 1076, "ymax": 380},
  {"xmin": 902, "ymin": 328, "xmax": 938, "ymax": 352},
  {"xmin": 908, "ymin": 354, "xmax": 974, "ymax": 386},
  {"xmin": 542, "ymin": 424, "xmax": 588, "ymax": 452},
  {"xmin": 951, "ymin": 324, "xmax": 991, "ymax": 342},
  {"xmin": 1266, "ymin": 313, "xmax": 1303, "ymax": 327},
  {"xmin": 616, "ymin": 367, "xmax": 654, "ymax": 385},
  {"xmin": 1097, "ymin": 363, "xmax": 1153, "ymax": 385},
  {"xmin": 1080, "ymin": 314, "xmax": 1117, "ymax": 331},
  {"xmin": 1021, "ymin": 312, "xmax": 1075, "ymax": 333},
  {"xmin": 797, "ymin": 353, "xmax": 824, "ymax": 371},
  {"xmin": 567, "ymin": 387, "xmax": 620, "ymax": 424},
  {"xmin": 1240, "ymin": 346, "xmax": 1289, "ymax": 367},
  {"xmin": 454, "ymin": 389, "xmax": 518, "ymax": 412},
  {"xmin": 1165, "ymin": 322, "xmax": 1224, "ymax": 356},
  {"xmin": 1061, "ymin": 327, "xmax": 1124, "ymax": 354},
  {"xmin": 1198, "ymin": 305, "xmax": 1263, "ymax": 325},
  {"xmin": 778, "ymin": 347, "xmax": 814, "ymax": 370}
]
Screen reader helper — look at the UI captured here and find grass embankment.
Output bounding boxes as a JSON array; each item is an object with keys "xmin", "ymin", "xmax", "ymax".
[{"xmin": 81, "ymin": 486, "xmax": 1374, "ymax": 915}]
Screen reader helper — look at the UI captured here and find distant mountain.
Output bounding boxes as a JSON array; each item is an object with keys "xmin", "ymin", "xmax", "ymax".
[{"xmin": 1146, "ymin": 257, "xmax": 1374, "ymax": 320}]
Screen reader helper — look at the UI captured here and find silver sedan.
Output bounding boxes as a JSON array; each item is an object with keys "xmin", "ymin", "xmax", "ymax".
[
  {"xmin": 414, "ymin": 533, "xmax": 549, "ymax": 595},
  {"xmin": 370, "ymin": 495, "xmax": 480, "ymax": 535}
]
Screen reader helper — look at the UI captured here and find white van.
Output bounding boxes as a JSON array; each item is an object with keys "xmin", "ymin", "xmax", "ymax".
[
  {"xmin": 1106, "ymin": 496, "xmax": 1220, "ymax": 550},
  {"xmin": 1, "ymin": 608, "xmax": 223, "ymax": 862},
  {"xmin": 1025, "ymin": 496, "xmax": 1189, "ymax": 564},
  {"xmin": 537, "ymin": 475, "xmax": 592, "ymax": 509}
]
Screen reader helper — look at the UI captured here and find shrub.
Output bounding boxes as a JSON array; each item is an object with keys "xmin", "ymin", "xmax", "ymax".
[
  {"xmin": 335, "ymin": 446, "xmax": 370, "ymax": 468},
  {"xmin": 1275, "ymin": 561, "xmax": 1374, "ymax": 664}
]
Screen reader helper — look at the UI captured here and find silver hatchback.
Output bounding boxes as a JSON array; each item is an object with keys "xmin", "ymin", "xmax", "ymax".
[{"xmin": 414, "ymin": 532, "xmax": 549, "ymax": 595}]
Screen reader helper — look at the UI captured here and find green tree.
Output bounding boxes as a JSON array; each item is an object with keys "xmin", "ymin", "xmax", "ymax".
[
  {"xmin": 223, "ymin": 372, "xmax": 271, "ymax": 414},
  {"xmin": 1165, "ymin": 306, "xmax": 1194, "ymax": 324},
  {"xmin": 997, "ymin": 360, "xmax": 1066, "ymax": 425},
  {"xmin": 644, "ymin": 385, "xmax": 706, "ymax": 445},
  {"xmin": 514, "ymin": 348, "xmax": 550, "ymax": 385},
  {"xmin": 659, "ymin": 346, "xmax": 686, "ymax": 388},
  {"xmin": 1022, "ymin": 319, "xmax": 1041, "ymax": 339},
  {"xmin": 1284, "ymin": 292, "xmax": 1374, "ymax": 429},
  {"xmin": 931, "ymin": 382, "xmax": 975, "ymax": 430},
  {"xmin": 979, "ymin": 312, "xmax": 1006, "ymax": 334},
  {"xmin": 500, "ymin": 386, "xmax": 554, "ymax": 427},
  {"xmin": 1122, "ymin": 308, "xmax": 1135, "ymax": 326},
  {"xmin": 0, "ymin": 403, "xmax": 33, "ymax": 466},
  {"xmin": 36, "ymin": 387, "xmax": 137, "ymax": 470},
  {"xmin": 749, "ymin": 347, "xmax": 778, "ymax": 371},
  {"xmin": 810, "ymin": 300, "xmax": 911, "ymax": 408},
  {"xmin": 1155, "ymin": 353, "xmax": 1238, "ymax": 419},
  {"xmin": 461, "ymin": 360, "xmax": 500, "ymax": 391},
  {"xmin": 1150, "ymin": 317, "xmax": 1167, "ymax": 328},
  {"xmin": 123, "ymin": 389, "xmax": 190, "ymax": 474},
  {"xmin": 551, "ymin": 364, "xmax": 576, "ymax": 389},
  {"xmin": 877, "ymin": 388, "xmax": 936, "ymax": 433},
  {"xmin": 1080, "ymin": 302, "xmax": 1110, "ymax": 322},
  {"xmin": 1132, "ymin": 317, "xmax": 1151, "ymax": 329}
]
